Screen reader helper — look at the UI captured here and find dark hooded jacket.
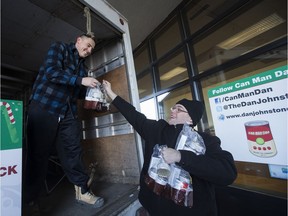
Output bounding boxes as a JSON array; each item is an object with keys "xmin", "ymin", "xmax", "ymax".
[{"xmin": 112, "ymin": 96, "xmax": 237, "ymax": 216}]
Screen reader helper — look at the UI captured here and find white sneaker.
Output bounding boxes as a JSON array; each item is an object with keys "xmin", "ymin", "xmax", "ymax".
[{"xmin": 75, "ymin": 186, "xmax": 104, "ymax": 208}]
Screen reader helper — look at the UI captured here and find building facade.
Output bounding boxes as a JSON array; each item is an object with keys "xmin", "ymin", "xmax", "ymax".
[{"xmin": 133, "ymin": 0, "xmax": 287, "ymax": 199}]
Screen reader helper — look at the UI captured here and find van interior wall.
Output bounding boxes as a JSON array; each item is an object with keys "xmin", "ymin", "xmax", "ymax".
[{"xmin": 77, "ymin": 65, "xmax": 140, "ymax": 184}]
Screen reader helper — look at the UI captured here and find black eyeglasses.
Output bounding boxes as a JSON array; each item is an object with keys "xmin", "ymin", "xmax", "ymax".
[{"xmin": 170, "ymin": 105, "xmax": 188, "ymax": 113}]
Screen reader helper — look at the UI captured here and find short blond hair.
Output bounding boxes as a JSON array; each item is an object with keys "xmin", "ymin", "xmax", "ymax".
[{"xmin": 81, "ymin": 33, "xmax": 96, "ymax": 43}]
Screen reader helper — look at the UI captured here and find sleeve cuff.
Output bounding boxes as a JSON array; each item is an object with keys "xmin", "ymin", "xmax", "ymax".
[{"xmin": 76, "ymin": 77, "xmax": 83, "ymax": 86}]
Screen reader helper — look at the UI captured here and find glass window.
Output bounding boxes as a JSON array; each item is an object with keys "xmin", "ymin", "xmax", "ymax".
[
  {"xmin": 154, "ymin": 18, "xmax": 182, "ymax": 58},
  {"xmin": 137, "ymin": 70, "xmax": 154, "ymax": 99},
  {"xmin": 185, "ymin": 0, "xmax": 240, "ymax": 35},
  {"xmin": 200, "ymin": 46, "xmax": 287, "ymax": 198},
  {"xmin": 157, "ymin": 85, "xmax": 192, "ymax": 121},
  {"xmin": 193, "ymin": 0, "xmax": 287, "ymax": 73},
  {"xmin": 134, "ymin": 47, "xmax": 150, "ymax": 74},
  {"xmin": 140, "ymin": 98, "xmax": 157, "ymax": 120},
  {"xmin": 158, "ymin": 51, "xmax": 188, "ymax": 90}
]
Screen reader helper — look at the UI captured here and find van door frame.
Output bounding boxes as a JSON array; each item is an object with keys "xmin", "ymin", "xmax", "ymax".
[{"xmin": 80, "ymin": 0, "xmax": 144, "ymax": 170}]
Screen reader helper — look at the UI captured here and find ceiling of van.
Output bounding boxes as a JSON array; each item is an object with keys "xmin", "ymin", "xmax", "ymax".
[{"xmin": 1, "ymin": 0, "xmax": 182, "ymax": 99}]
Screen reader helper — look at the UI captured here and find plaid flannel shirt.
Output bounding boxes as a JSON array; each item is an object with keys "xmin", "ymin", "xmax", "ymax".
[{"xmin": 30, "ymin": 41, "xmax": 87, "ymax": 118}]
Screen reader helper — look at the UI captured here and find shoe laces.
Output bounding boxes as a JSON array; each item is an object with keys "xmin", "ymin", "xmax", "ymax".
[{"xmin": 85, "ymin": 191, "xmax": 95, "ymax": 197}]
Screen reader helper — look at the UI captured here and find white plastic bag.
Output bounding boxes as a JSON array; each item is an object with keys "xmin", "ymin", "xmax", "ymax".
[
  {"xmin": 83, "ymin": 84, "xmax": 110, "ymax": 112},
  {"xmin": 175, "ymin": 123, "xmax": 206, "ymax": 155}
]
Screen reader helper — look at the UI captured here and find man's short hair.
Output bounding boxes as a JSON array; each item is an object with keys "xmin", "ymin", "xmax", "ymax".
[{"xmin": 81, "ymin": 33, "xmax": 96, "ymax": 43}]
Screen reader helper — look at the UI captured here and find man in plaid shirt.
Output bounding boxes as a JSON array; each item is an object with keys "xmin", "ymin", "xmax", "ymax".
[{"xmin": 24, "ymin": 34, "xmax": 104, "ymax": 211}]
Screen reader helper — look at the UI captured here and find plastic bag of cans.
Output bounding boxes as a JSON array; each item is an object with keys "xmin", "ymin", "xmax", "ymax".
[
  {"xmin": 175, "ymin": 123, "xmax": 206, "ymax": 155},
  {"xmin": 164, "ymin": 164, "xmax": 193, "ymax": 208},
  {"xmin": 144, "ymin": 144, "xmax": 193, "ymax": 208},
  {"xmin": 144, "ymin": 144, "xmax": 170, "ymax": 196},
  {"xmin": 83, "ymin": 84, "xmax": 110, "ymax": 112}
]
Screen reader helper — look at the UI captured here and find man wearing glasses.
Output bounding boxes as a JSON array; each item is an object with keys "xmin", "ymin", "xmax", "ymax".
[{"xmin": 102, "ymin": 80, "xmax": 237, "ymax": 216}]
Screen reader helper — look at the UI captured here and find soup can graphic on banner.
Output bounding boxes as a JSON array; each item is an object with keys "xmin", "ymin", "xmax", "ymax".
[{"xmin": 244, "ymin": 120, "xmax": 277, "ymax": 157}]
